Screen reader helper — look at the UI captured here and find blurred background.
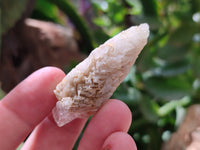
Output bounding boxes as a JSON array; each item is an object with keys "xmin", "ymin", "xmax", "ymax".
[{"xmin": 1, "ymin": 0, "xmax": 200, "ymax": 149}]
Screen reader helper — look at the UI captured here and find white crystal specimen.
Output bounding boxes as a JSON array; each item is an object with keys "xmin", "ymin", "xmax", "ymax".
[{"xmin": 53, "ymin": 23, "xmax": 150, "ymax": 127}]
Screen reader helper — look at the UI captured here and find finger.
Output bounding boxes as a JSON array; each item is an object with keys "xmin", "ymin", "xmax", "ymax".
[
  {"xmin": 0, "ymin": 67, "xmax": 65, "ymax": 149},
  {"xmin": 22, "ymin": 115, "xmax": 86, "ymax": 150},
  {"xmin": 78, "ymin": 99, "xmax": 132, "ymax": 150},
  {"xmin": 102, "ymin": 132, "xmax": 137, "ymax": 150}
]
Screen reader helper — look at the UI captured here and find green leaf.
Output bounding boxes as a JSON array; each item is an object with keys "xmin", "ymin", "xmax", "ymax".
[
  {"xmin": 147, "ymin": 59, "xmax": 190, "ymax": 77},
  {"xmin": 169, "ymin": 22, "xmax": 197, "ymax": 45},
  {"xmin": 138, "ymin": 96, "xmax": 159, "ymax": 123},
  {"xmin": 124, "ymin": 66, "xmax": 137, "ymax": 85},
  {"xmin": 112, "ymin": 84, "xmax": 141, "ymax": 102},
  {"xmin": 191, "ymin": 45, "xmax": 200, "ymax": 78},
  {"xmin": 144, "ymin": 76, "xmax": 192, "ymax": 100},
  {"xmin": 157, "ymin": 96, "xmax": 190, "ymax": 117},
  {"xmin": 93, "ymin": 16, "xmax": 111, "ymax": 27},
  {"xmin": 191, "ymin": 0, "xmax": 200, "ymax": 13},
  {"xmin": 157, "ymin": 59, "xmax": 190, "ymax": 77},
  {"xmin": 175, "ymin": 106, "xmax": 186, "ymax": 127},
  {"xmin": 140, "ymin": 0, "xmax": 159, "ymax": 17},
  {"xmin": 92, "ymin": 29, "xmax": 110, "ymax": 45},
  {"xmin": 126, "ymin": 0, "xmax": 142, "ymax": 15},
  {"xmin": 133, "ymin": 16, "xmax": 161, "ymax": 31},
  {"xmin": 91, "ymin": 0, "xmax": 109, "ymax": 12},
  {"xmin": 137, "ymin": 47, "xmax": 157, "ymax": 72},
  {"xmin": 157, "ymin": 43, "xmax": 189, "ymax": 62},
  {"xmin": 31, "ymin": 0, "xmax": 61, "ymax": 23},
  {"xmin": 107, "ymin": 0, "xmax": 127, "ymax": 24},
  {"xmin": 48, "ymin": 0, "xmax": 95, "ymax": 53}
]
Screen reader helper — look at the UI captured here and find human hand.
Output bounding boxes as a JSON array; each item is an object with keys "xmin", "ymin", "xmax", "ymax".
[{"xmin": 0, "ymin": 67, "xmax": 137, "ymax": 150}]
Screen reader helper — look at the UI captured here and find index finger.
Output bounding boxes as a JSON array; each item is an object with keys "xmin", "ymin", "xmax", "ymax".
[{"xmin": 0, "ymin": 67, "xmax": 65, "ymax": 149}]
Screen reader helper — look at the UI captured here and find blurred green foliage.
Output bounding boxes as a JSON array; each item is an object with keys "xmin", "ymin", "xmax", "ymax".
[{"xmin": 2, "ymin": 0, "xmax": 200, "ymax": 149}]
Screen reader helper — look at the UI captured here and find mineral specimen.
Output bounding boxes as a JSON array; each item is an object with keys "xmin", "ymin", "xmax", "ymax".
[{"xmin": 53, "ymin": 23, "xmax": 149, "ymax": 127}]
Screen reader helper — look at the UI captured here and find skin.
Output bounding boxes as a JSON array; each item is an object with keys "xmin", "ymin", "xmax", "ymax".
[{"xmin": 0, "ymin": 67, "xmax": 137, "ymax": 150}]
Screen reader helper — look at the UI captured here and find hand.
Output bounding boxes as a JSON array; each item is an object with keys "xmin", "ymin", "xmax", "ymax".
[{"xmin": 0, "ymin": 67, "xmax": 137, "ymax": 150}]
